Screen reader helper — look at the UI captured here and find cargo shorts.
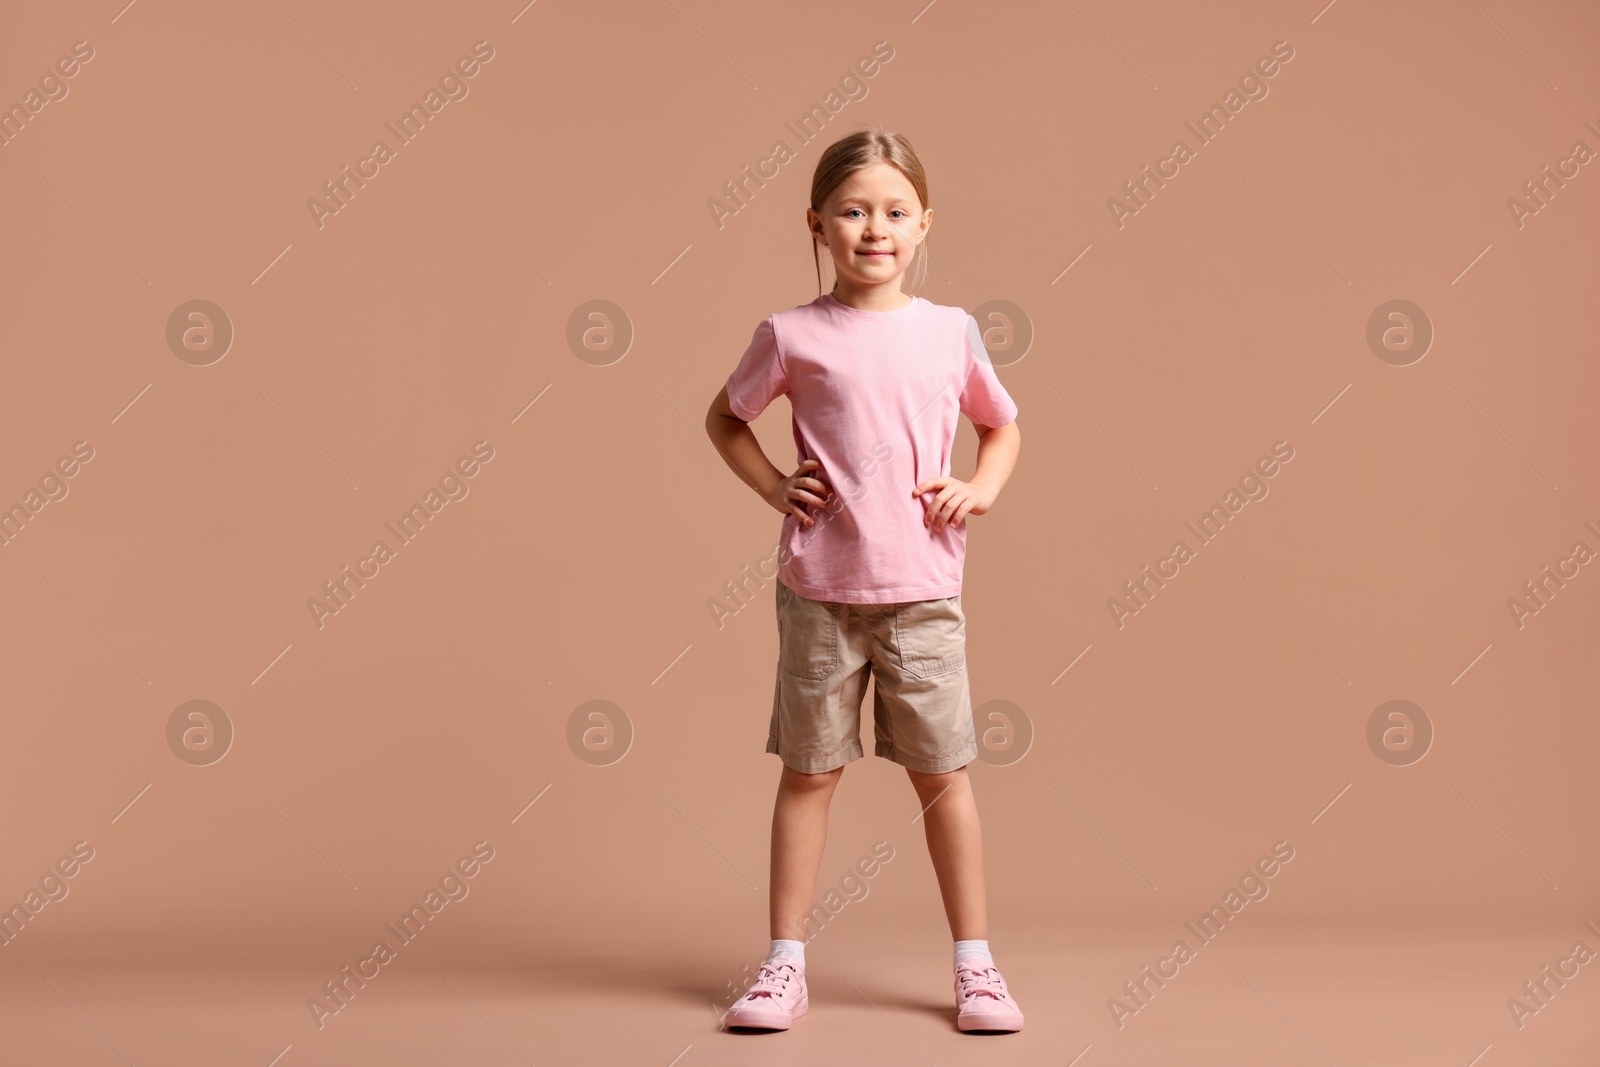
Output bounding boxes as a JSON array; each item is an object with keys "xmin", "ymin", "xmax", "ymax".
[{"xmin": 766, "ymin": 577, "xmax": 978, "ymax": 775}]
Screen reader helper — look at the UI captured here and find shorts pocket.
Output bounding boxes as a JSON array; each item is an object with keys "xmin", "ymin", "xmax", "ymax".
[
  {"xmin": 778, "ymin": 584, "xmax": 839, "ymax": 680},
  {"xmin": 896, "ymin": 596, "xmax": 966, "ymax": 678}
]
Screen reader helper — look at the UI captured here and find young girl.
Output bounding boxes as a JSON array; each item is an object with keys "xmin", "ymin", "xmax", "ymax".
[{"xmin": 705, "ymin": 129, "xmax": 1024, "ymax": 1034}]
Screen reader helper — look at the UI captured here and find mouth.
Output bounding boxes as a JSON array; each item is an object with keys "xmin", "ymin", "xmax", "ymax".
[{"xmin": 856, "ymin": 250, "xmax": 895, "ymax": 257}]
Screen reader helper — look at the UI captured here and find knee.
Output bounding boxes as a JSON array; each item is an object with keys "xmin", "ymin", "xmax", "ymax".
[
  {"xmin": 782, "ymin": 765, "xmax": 843, "ymax": 794},
  {"xmin": 906, "ymin": 765, "xmax": 966, "ymax": 796}
]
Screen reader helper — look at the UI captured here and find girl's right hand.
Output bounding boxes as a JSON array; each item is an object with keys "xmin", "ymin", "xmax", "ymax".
[{"xmin": 767, "ymin": 459, "xmax": 832, "ymax": 527}]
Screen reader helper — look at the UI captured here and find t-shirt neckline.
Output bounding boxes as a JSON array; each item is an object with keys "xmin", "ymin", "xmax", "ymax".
[{"xmin": 822, "ymin": 291, "xmax": 919, "ymax": 318}]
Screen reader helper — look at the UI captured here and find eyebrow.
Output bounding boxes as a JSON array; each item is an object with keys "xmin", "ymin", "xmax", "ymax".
[{"xmin": 837, "ymin": 198, "xmax": 915, "ymax": 208}]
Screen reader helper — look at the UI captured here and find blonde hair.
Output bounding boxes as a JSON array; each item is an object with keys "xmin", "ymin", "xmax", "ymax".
[{"xmin": 808, "ymin": 128, "xmax": 931, "ymax": 297}]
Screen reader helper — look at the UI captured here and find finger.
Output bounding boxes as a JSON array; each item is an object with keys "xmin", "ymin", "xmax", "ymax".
[
  {"xmin": 788, "ymin": 504, "xmax": 816, "ymax": 526},
  {"xmin": 932, "ymin": 491, "xmax": 965, "ymax": 529},
  {"xmin": 951, "ymin": 499, "xmax": 976, "ymax": 526},
  {"xmin": 925, "ymin": 485, "xmax": 958, "ymax": 525},
  {"xmin": 913, "ymin": 478, "xmax": 946, "ymax": 495},
  {"xmin": 791, "ymin": 489, "xmax": 830, "ymax": 508},
  {"xmin": 799, "ymin": 477, "xmax": 832, "ymax": 492}
]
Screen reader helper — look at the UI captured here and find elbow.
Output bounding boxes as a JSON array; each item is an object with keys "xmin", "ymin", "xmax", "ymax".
[{"xmin": 705, "ymin": 408, "xmax": 742, "ymax": 439}]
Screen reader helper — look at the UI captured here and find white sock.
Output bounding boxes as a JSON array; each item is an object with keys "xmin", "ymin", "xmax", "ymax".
[
  {"xmin": 954, "ymin": 939, "xmax": 992, "ymax": 969},
  {"xmin": 768, "ymin": 938, "xmax": 806, "ymax": 967}
]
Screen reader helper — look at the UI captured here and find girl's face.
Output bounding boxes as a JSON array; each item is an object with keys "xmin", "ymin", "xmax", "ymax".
[{"xmin": 808, "ymin": 162, "xmax": 931, "ymax": 294}]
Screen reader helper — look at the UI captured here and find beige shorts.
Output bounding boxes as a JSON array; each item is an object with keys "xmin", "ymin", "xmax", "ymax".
[{"xmin": 767, "ymin": 577, "xmax": 978, "ymax": 774}]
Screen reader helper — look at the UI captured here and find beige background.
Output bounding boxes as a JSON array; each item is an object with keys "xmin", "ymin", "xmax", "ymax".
[{"xmin": 1, "ymin": 0, "xmax": 1596, "ymax": 1064}]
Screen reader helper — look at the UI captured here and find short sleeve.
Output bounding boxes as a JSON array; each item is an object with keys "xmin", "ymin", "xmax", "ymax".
[
  {"xmin": 960, "ymin": 313, "xmax": 1018, "ymax": 428},
  {"xmin": 724, "ymin": 317, "xmax": 787, "ymax": 422}
]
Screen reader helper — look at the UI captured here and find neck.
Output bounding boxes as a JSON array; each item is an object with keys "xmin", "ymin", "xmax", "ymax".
[{"xmin": 830, "ymin": 283, "xmax": 912, "ymax": 312}]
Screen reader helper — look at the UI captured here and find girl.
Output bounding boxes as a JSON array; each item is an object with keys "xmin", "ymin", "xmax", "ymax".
[{"xmin": 704, "ymin": 129, "xmax": 1024, "ymax": 1034}]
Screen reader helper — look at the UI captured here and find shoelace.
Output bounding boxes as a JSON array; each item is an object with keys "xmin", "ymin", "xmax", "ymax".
[
  {"xmin": 956, "ymin": 962, "xmax": 1010, "ymax": 1002},
  {"xmin": 742, "ymin": 958, "xmax": 799, "ymax": 1000}
]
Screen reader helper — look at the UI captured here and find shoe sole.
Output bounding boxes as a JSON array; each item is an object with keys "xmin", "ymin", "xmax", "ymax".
[
  {"xmin": 725, "ymin": 993, "xmax": 808, "ymax": 1031},
  {"xmin": 958, "ymin": 1009, "xmax": 1024, "ymax": 1032}
]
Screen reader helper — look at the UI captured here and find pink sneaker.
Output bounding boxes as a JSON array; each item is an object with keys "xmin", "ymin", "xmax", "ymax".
[
  {"xmin": 723, "ymin": 956, "xmax": 808, "ymax": 1030},
  {"xmin": 954, "ymin": 956, "xmax": 1024, "ymax": 1032}
]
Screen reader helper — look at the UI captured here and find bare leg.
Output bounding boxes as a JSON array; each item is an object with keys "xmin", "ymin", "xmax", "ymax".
[
  {"xmin": 905, "ymin": 765, "xmax": 987, "ymax": 940},
  {"xmin": 770, "ymin": 764, "xmax": 844, "ymax": 940}
]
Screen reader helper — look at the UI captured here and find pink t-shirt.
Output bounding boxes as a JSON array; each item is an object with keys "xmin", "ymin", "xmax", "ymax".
[{"xmin": 724, "ymin": 291, "xmax": 1019, "ymax": 603}]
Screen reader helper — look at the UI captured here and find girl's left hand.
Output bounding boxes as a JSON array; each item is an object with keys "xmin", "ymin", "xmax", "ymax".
[{"xmin": 914, "ymin": 477, "xmax": 997, "ymax": 531}]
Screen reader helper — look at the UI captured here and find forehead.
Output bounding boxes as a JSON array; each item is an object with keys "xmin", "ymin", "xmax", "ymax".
[{"xmin": 827, "ymin": 162, "xmax": 921, "ymax": 208}]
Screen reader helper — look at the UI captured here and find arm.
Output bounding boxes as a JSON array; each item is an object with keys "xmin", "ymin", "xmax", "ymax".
[
  {"xmin": 705, "ymin": 386, "xmax": 831, "ymax": 526},
  {"xmin": 968, "ymin": 420, "xmax": 1021, "ymax": 501},
  {"xmin": 705, "ymin": 385, "xmax": 785, "ymax": 501},
  {"xmin": 918, "ymin": 419, "xmax": 1021, "ymax": 531}
]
